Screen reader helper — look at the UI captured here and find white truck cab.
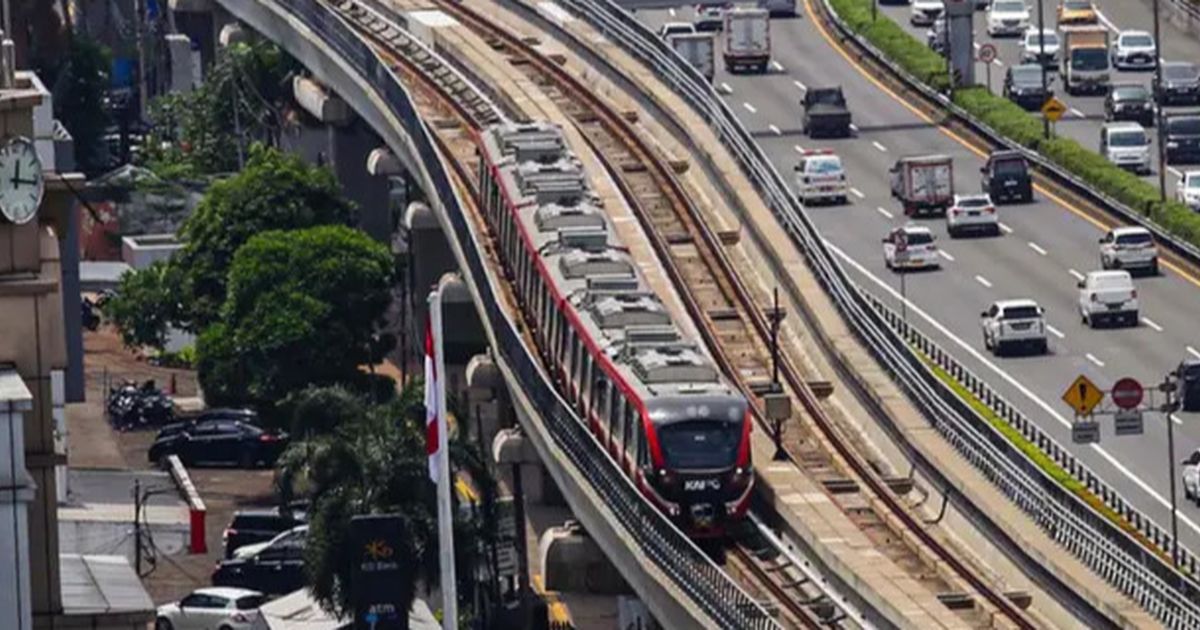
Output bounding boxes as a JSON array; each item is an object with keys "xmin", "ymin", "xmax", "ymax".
[
  {"xmin": 980, "ymin": 299, "xmax": 1049, "ymax": 355},
  {"xmin": 1078, "ymin": 269, "xmax": 1139, "ymax": 328}
]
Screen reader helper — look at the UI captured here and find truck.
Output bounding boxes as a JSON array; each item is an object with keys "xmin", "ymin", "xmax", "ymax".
[
  {"xmin": 801, "ymin": 87, "xmax": 852, "ymax": 138},
  {"xmin": 723, "ymin": 8, "xmax": 770, "ymax": 74},
  {"xmin": 1060, "ymin": 26, "xmax": 1110, "ymax": 95},
  {"xmin": 668, "ymin": 32, "xmax": 717, "ymax": 83},
  {"xmin": 757, "ymin": 0, "xmax": 796, "ymax": 17},
  {"xmin": 889, "ymin": 155, "xmax": 954, "ymax": 216}
]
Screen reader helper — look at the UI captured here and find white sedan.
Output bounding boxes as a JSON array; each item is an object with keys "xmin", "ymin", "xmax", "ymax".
[
  {"xmin": 946, "ymin": 194, "xmax": 999, "ymax": 237},
  {"xmin": 883, "ymin": 224, "xmax": 941, "ymax": 271},
  {"xmin": 986, "ymin": 0, "xmax": 1031, "ymax": 37},
  {"xmin": 910, "ymin": 0, "xmax": 945, "ymax": 26},
  {"xmin": 1111, "ymin": 30, "xmax": 1158, "ymax": 71},
  {"xmin": 794, "ymin": 150, "xmax": 848, "ymax": 205},
  {"xmin": 156, "ymin": 587, "xmax": 265, "ymax": 630}
]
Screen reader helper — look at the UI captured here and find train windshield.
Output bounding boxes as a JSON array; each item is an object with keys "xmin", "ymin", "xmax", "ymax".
[{"xmin": 659, "ymin": 420, "xmax": 741, "ymax": 469}]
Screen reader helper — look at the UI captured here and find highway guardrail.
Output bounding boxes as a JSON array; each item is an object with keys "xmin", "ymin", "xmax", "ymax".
[{"xmin": 551, "ymin": 0, "xmax": 1200, "ymax": 626}]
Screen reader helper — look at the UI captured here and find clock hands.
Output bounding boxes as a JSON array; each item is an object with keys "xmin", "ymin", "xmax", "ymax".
[{"xmin": 10, "ymin": 160, "xmax": 37, "ymax": 187}]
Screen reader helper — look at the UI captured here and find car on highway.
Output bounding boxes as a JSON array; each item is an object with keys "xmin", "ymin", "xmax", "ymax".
[
  {"xmin": 890, "ymin": 154, "xmax": 954, "ymax": 216},
  {"xmin": 1003, "ymin": 63, "xmax": 1053, "ymax": 110},
  {"xmin": 986, "ymin": 0, "xmax": 1031, "ymax": 37},
  {"xmin": 1176, "ymin": 170, "xmax": 1200, "ymax": 211},
  {"xmin": 147, "ymin": 418, "xmax": 288, "ymax": 468},
  {"xmin": 658, "ymin": 22, "xmax": 696, "ymax": 40},
  {"xmin": 1078, "ymin": 269, "xmax": 1139, "ymax": 328},
  {"xmin": 1020, "ymin": 28, "xmax": 1060, "ymax": 66},
  {"xmin": 946, "ymin": 194, "xmax": 999, "ymax": 237},
  {"xmin": 694, "ymin": 5, "xmax": 728, "ymax": 32},
  {"xmin": 212, "ymin": 526, "xmax": 307, "ymax": 595},
  {"xmin": 155, "ymin": 587, "xmax": 265, "ymax": 630},
  {"xmin": 1099, "ymin": 122, "xmax": 1152, "ymax": 175},
  {"xmin": 793, "ymin": 149, "xmax": 848, "ymax": 204},
  {"xmin": 882, "ymin": 225, "xmax": 940, "ymax": 271},
  {"xmin": 1056, "ymin": 0, "xmax": 1098, "ymax": 26},
  {"xmin": 980, "ymin": 299, "xmax": 1049, "ymax": 356},
  {"xmin": 1180, "ymin": 359, "xmax": 1200, "ymax": 412},
  {"xmin": 1164, "ymin": 113, "xmax": 1200, "ymax": 164},
  {"xmin": 1104, "ymin": 84, "xmax": 1155, "ymax": 127},
  {"xmin": 801, "ymin": 86, "xmax": 852, "ymax": 138},
  {"xmin": 1110, "ymin": 30, "xmax": 1157, "ymax": 71},
  {"xmin": 1098, "ymin": 226, "xmax": 1159, "ymax": 275},
  {"xmin": 757, "ymin": 0, "xmax": 796, "ymax": 17},
  {"xmin": 910, "ymin": 0, "xmax": 945, "ymax": 26},
  {"xmin": 223, "ymin": 508, "xmax": 306, "ymax": 559},
  {"xmin": 980, "ymin": 150, "xmax": 1032, "ymax": 203},
  {"xmin": 1154, "ymin": 61, "xmax": 1200, "ymax": 106}
]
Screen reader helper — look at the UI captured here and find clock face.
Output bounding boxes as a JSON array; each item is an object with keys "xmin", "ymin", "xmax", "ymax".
[{"xmin": 0, "ymin": 138, "xmax": 44, "ymax": 225}]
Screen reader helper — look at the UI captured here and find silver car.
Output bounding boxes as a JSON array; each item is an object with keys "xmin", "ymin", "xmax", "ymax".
[
  {"xmin": 1111, "ymin": 30, "xmax": 1157, "ymax": 71},
  {"xmin": 1099, "ymin": 226, "xmax": 1158, "ymax": 274}
]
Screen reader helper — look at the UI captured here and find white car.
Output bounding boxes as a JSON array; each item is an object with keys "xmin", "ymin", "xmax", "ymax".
[
  {"xmin": 882, "ymin": 224, "xmax": 941, "ymax": 271},
  {"xmin": 980, "ymin": 299, "xmax": 1048, "ymax": 355},
  {"xmin": 1078, "ymin": 269, "xmax": 1139, "ymax": 328},
  {"xmin": 946, "ymin": 193, "xmax": 999, "ymax": 237},
  {"xmin": 1111, "ymin": 30, "xmax": 1158, "ymax": 71},
  {"xmin": 1098, "ymin": 226, "xmax": 1158, "ymax": 274},
  {"xmin": 1176, "ymin": 170, "xmax": 1200, "ymax": 211},
  {"xmin": 1100, "ymin": 122, "xmax": 1151, "ymax": 175},
  {"xmin": 911, "ymin": 0, "xmax": 945, "ymax": 26},
  {"xmin": 1020, "ymin": 28, "xmax": 1060, "ymax": 65},
  {"xmin": 1183, "ymin": 449, "xmax": 1200, "ymax": 506},
  {"xmin": 794, "ymin": 149, "xmax": 848, "ymax": 204},
  {"xmin": 986, "ymin": 0, "xmax": 1031, "ymax": 37},
  {"xmin": 156, "ymin": 587, "xmax": 265, "ymax": 630},
  {"xmin": 658, "ymin": 22, "xmax": 696, "ymax": 39}
]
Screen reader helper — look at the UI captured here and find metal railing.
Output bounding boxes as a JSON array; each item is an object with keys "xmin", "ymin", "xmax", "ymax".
[
  {"xmin": 547, "ymin": 0, "xmax": 1200, "ymax": 626},
  {"xmin": 261, "ymin": 1, "xmax": 778, "ymax": 627}
]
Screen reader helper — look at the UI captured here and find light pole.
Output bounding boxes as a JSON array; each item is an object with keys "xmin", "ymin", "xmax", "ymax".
[
  {"xmin": 1036, "ymin": 0, "xmax": 1050, "ymax": 140},
  {"xmin": 1161, "ymin": 372, "xmax": 1182, "ymax": 566},
  {"xmin": 1153, "ymin": 0, "xmax": 1168, "ymax": 202},
  {"xmin": 872, "ymin": 0, "xmax": 878, "ymax": 22}
]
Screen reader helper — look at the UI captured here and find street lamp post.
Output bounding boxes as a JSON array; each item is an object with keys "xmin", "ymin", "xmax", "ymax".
[
  {"xmin": 1161, "ymin": 373, "xmax": 1182, "ymax": 566},
  {"xmin": 1036, "ymin": 0, "xmax": 1050, "ymax": 140},
  {"xmin": 1153, "ymin": 0, "xmax": 1168, "ymax": 202}
]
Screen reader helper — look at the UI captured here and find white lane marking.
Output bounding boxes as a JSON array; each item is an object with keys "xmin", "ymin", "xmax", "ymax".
[
  {"xmin": 1028, "ymin": 241, "xmax": 1048, "ymax": 256},
  {"xmin": 1094, "ymin": 9, "xmax": 1118, "ymax": 32},
  {"xmin": 825, "ymin": 240, "xmax": 1200, "ymax": 540},
  {"xmin": 975, "ymin": 274, "xmax": 993, "ymax": 288},
  {"xmin": 1142, "ymin": 317, "xmax": 1164, "ymax": 332},
  {"xmin": 769, "ymin": 124, "xmax": 782, "ymax": 136},
  {"xmin": 849, "ymin": 123, "xmax": 860, "ymax": 132},
  {"xmin": 1173, "ymin": 414, "xmax": 1184, "ymax": 426},
  {"xmin": 1069, "ymin": 268, "xmax": 1086, "ymax": 281},
  {"xmin": 771, "ymin": 60, "xmax": 785, "ymax": 72},
  {"xmin": 794, "ymin": 144, "xmax": 806, "ymax": 153},
  {"xmin": 999, "ymin": 222, "xmax": 1014, "ymax": 234},
  {"xmin": 794, "ymin": 80, "xmax": 807, "ymax": 91},
  {"xmin": 1046, "ymin": 324, "xmax": 1065, "ymax": 339},
  {"xmin": 876, "ymin": 206, "xmax": 894, "ymax": 219},
  {"xmin": 720, "ymin": 82, "xmax": 733, "ymax": 94},
  {"xmin": 668, "ymin": 7, "xmax": 676, "ymax": 16},
  {"xmin": 743, "ymin": 102, "xmax": 757, "ymax": 113},
  {"xmin": 938, "ymin": 249, "xmax": 955, "ymax": 261},
  {"xmin": 872, "ymin": 141, "xmax": 888, "ymax": 152},
  {"xmin": 993, "ymin": 59, "xmax": 1004, "ymax": 67},
  {"xmin": 973, "ymin": 42, "xmax": 981, "ymax": 50},
  {"xmin": 1190, "ymin": 346, "xmax": 1200, "ymax": 360},
  {"xmin": 850, "ymin": 187, "xmax": 865, "ymax": 199},
  {"xmin": 1170, "ymin": 166, "xmax": 1184, "ymax": 178},
  {"xmin": 1070, "ymin": 107, "xmax": 1086, "ymax": 118},
  {"xmin": 1086, "ymin": 353, "xmax": 1106, "ymax": 367}
]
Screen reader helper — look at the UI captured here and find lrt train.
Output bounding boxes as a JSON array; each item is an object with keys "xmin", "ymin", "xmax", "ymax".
[{"xmin": 477, "ymin": 122, "xmax": 753, "ymax": 537}]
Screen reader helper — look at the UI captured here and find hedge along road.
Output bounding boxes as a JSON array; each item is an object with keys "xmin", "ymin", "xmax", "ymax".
[
  {"xmin": 873, "ymin": 0, "xmax": 1200, "ymax": 199},
  {"xmin": 629, "ymin": 3, "xmax": 1200, "ymax": 556}
]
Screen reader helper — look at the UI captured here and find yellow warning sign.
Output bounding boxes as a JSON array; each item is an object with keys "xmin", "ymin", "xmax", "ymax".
[
  {"xmin": 1062, "ymin": 374, "xmax": 1104, "ymax": 417},
  {"xmin": 1042, "ymin": 97, "xmax": 1068, "ymax": 122}
]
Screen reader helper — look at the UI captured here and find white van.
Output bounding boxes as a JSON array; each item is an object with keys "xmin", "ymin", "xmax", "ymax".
[{"xmin": 1078, "ymin": 270, "xmax": 1139, "ymax": 328}]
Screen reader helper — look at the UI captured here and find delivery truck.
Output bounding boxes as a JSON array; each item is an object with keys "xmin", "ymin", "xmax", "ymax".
[
  {"xmin": 668, "ymin": 32, "xmax": 717, "ymax": 82},
  {"xmin": 889, "ymin": 155, "xmax": 955, "ymax": 216},
  {"xmin": 1060, "ymin": 25, "xmax": 1110, "ymax": 95},
  {"xmin": 724, "ymin": 8, "xmax": 770, "ymax": 74}
]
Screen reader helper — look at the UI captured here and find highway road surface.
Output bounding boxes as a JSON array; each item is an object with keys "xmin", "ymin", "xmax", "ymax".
[{"xmin": 629, "ymin": 0, "xmax": 1200, "ymax": 556}]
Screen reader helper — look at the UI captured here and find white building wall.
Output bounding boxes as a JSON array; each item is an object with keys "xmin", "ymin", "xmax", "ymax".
[{"xmin": 0, "ymin": 372, "xmax": 35, "ymax": 630}]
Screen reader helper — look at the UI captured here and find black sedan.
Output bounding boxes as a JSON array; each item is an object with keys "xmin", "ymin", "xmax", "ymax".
[
  {"xmin": 1003, "ymin": 64, "xmax": 1053, "ymax": 111},
  {"xmin": 1155, "ymin": 61, "xmax": 1200, "ymax": 106},
  {"xmin": 148, "ymin": 418, "xmax": 287, "ymax": 468},
  {"xmin": 212, "ymin": 528, "xmax": 306, "ymax": 595},
  {"xmin": 1105, "ymin": 84, "xmax": 1155, "ymax": 127}
]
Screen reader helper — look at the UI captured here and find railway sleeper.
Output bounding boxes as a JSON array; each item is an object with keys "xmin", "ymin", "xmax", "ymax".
[{"xmin": 821, "ymin": 477, "xmax": 859, "ymax": 494}]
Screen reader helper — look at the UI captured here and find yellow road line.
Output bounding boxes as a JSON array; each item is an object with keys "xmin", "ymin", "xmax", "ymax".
[{"xmin": 802, "ymin": 0, "xmax": 1200, "ymax": 289}]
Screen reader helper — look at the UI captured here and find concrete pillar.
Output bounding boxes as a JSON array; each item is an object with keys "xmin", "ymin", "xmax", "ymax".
[
  {"xmin": 493, "ymin": 427, "xmax": 550, "ymax": 505},
  {"xmin": 405, "ymin": 202, "xmax": 456, "ymax": 334},
  {"xmin": 539, "ymin": 521, "xmax": 630, "ymax": 595},
  {"xmin": 0, "ymin": 370, "xmax": 35, "ymax": 630},
  {"xmin": 465, "ymin": 354, "xmax": 506, "ymax": 447}
]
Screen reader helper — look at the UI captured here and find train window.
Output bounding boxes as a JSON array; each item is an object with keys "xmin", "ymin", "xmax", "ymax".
[
  {"xmin": 636, "ymin": 424, "xmax": 648, "ymax": 468},
  {"xmin": 589, "ymin": 368, "xmax": 605, "ymax": 417},
  {"xmin": 623, "ymin": 403, "xmax": 637, "ymax": 456},
  {"xmin": 580, "ymin": 358, "xmax": 592, "ymax": 414},
  {"xmin": 612, "ymin": 395, "xmax": 625, "ymax": 442}
]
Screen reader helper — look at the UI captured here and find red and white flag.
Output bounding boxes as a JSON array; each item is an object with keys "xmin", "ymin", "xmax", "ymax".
[{"xmin": 424, "ymin": 317, "xmax": 441, "ymax": 482}]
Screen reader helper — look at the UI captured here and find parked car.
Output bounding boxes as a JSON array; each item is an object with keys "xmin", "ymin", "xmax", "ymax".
[
  {"xmin": 1164, "ymin": 113, "xmax": 1200, "ymax": 164},
  {"xmin": 910, "ymin": 0, "xmax": 945, "ymax": 26},
  {"xmin": 158, "ymin": 408, "xmax": 260, "ymax": 439},
  {"xmin": 980, "ymin": 150, "xmax": 1032, "ymax": 204},
  {"xmin": 794, "ymin": 149, "xmax": 848, "ymax": 205},
  {"xmin": 882, "ymin": 225, "xmax": 940, "ymax": 271},
  {"xmin": 1105, "ymin": 84, "xmax": 1155, "ymax": 127},
  {"xmin": 233, "ymin": 525, "xmax": 308, "ymax": 560},
  {"xmin": 1020, "ymin": 28, "xmax": 1060, "ymax": 66},
  {"xmin": 155, "ymin": 587, "xmax": 264, "ymax": 630},
  {"xmin": 1077, "ymin": 269, "xmax": 1139, "ymax": 328},
  {"xmin": 1155, "ymin": 61, "xmax": 1200, "ymax": 106},
  {"xmin": 1110, "ymin": 30, "xmax": 1157, "ymax": 71},
  {"xmin": 148, "ymin": 419, "xmax": 288, "ymax": 468},
  {"xmin": 1098, "ymin": 226, "xmax": 1158, "ymax": 275},
  {"xmin": 212, "ymin": 528, "xmax": 307, "ymax": 595},
  {"xmin": 1003, "ymin": 63, "xmax": 1053, "ymax": 110},
  {"xmin": 980, "ymin": 299, "xmax": 1049, "ymax": 356},
  {"xmin": 223, "ymin": 509, "xmax": 307, "ymax": 559},
  {"xmin": 986, "ymin": 0, "xmax": 1031, "ymax": 37},
  {"xmin": 1100, "ymin": 122, "xmax": 1152, "ymax": 175},
  {"xmin": 1176, "ymin": 170, "xmax": 1200, "ymax": 211},
  {"xmin": 946, "ymin": 194, "xmax": 999, "ymax": 237}
]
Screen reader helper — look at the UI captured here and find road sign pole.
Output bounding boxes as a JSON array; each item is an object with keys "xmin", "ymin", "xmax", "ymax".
[
  {"xmin": 1037, "ymin": 0, "xmax": 1049, "ymax": 139},
  {"xmin": 986, "ymin": 62, "xmax": 991, "ymax": 94}
]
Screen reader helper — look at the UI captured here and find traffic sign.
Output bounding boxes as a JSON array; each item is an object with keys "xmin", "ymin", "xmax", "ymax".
[
  {"xmin": 1114, "ymin": 409, "xmax": 1145, "ymax": 436},
  {"xmin": 1072, "ymin": 419, "xmax": 1101, "ymax": 444},
  {"xmin": 1111, "ymin": 377, "xmax": 1145, "ymax": 410},
  {"xmin": 1042, "ymin": 97, "xmax": 1068, "ymax": 122},
  {"xmin": 977, "ymin": 43, "xmax": 998, "ymax": 64},
  {"xmin": 1063, "ymin": 374, "xmax": 1104, "ymax": 416}
]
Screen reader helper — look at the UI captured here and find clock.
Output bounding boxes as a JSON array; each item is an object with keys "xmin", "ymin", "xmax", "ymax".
[{"xmin": 0, "ymin": 137, "xmax": 44, "ymax": 225}]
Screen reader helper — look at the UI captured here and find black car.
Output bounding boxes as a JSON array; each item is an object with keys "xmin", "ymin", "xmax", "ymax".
[
  {"xmin": 156, "ymin": 408, "xmax": 260, "ymax": 439},
  {"xmin": 980, "ymin": 150, "xmax": 1033, "ymax": 204},
  {"xmin": 1002, "ymin": 64, "xmax": 1052, "ymax": 111},
  {"xmin": 1105, "ymin": 84, "xmax": 1155, "ymax": 127},
  {"xmin": 212, "ymin": 526, "xmax": 307, "ymax": 595},
  {"xmin": 147, "ymin": 418, "xmax": 287, "ymax": 467},
  {"xmin": 223, "ymin": 509, "xmax": 306, "ymax": 558},
  {"xmin": 1164, "ymin": 113, "xmax": 1200, "ymax": 164},
  {"xmin": 1156, "ymin": 61, "xmax": 1200, "ymax": 106}
]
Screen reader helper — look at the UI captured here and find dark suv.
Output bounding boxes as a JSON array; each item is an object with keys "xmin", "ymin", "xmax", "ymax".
[
  {"xmin": 212, "ymin": 526, "xmax": 307, "ymax": 595},
  {"xmin": 1105, "ymin": 84, "xmax": 1155, "ymax": 127},
  {"xmin": 223, "ymin": 509, "xmax": 306, "ymax": 558},
  {"xmin": 1156, "ymin": 61, "xmax": 1200, "ymax": 106},
  {"xmin": 1165, "ymin": 114, "xmax": 1200, "ymax": 164},
  {"xmin": 980, "ymin": 150, "xmax": 1033, "ymax": 203},
  {"xmin": 147, "ymin": 418, "xmax": 287, "ymax": 467}
]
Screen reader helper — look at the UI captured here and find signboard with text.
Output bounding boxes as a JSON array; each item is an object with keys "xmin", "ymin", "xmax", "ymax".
[{"xmin": 351, "ymin": 514, "xmax": 411, "ymax": 630}]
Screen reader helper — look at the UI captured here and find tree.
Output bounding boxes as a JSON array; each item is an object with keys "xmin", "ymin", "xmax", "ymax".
[
  {"xmin": 101, "ymin": 260, "xmax": 185, "ymax": 352},
  {"xmin": 175, "ymin": 145, "xmax": 356, "ymax": 328},
  {"xmin": 195, "ymin": 225, "xmax": 393, "ymax": 416},
  {"xmin": 53, "ymin": 36, "xmax": 111, "ymax": 175}
]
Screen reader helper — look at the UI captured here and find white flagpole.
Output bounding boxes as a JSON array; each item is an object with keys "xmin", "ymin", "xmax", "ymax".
[{"xmin": 429, "ymin": 283, "xmax": 458, "ymax": 630}]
